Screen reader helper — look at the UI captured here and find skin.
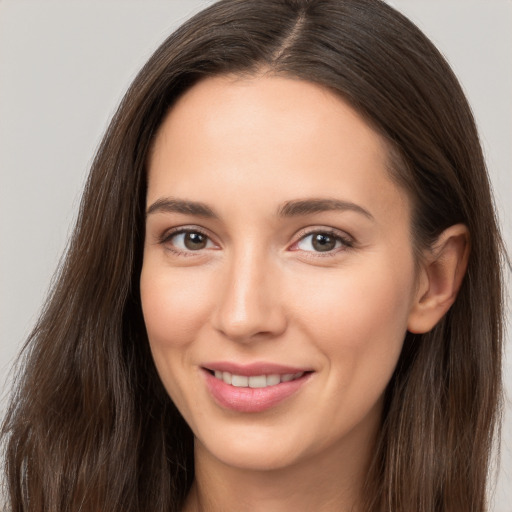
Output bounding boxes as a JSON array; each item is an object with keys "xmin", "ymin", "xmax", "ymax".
[{"xmin": 140, "ymin": 74, "xmax": 469, "ymax": 511}]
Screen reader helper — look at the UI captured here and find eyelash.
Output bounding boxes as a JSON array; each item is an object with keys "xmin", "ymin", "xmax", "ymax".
[
  {"xmin": 291, "ymin": 228, "xmax": 354, "ymax": 256},
  {"xmin": 158, "ymin": 227, "xmax": 354, "ymax": 257},
  {"xmin": 159, "ymin": 227, "xmax": 214, "ymax": 257}
]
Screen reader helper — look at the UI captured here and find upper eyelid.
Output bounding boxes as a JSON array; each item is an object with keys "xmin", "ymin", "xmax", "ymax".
[
  {"xmin": 160, "ymin": 225, "xmax": 214, "ymax": 242},
  {"xmin": 157, "ymin": 225, "xmax": 354, "ymax": 250},
  {"xmin": 292, "ymin": 226, "xmax": 353, "ymax": 243},
  {"xmin": 158, "ymin": 227, "xmax": 218, "ymax": 257},
  {"xmin": 291, "ymin": 232, "xmax": 353, "ymax": 252}
]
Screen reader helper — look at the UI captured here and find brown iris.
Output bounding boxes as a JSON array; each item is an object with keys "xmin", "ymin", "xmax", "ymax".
[
  {"xmin": 311, "ymin": 233, "xmax": 337, "ymax": 252},
  {"xmin": 184, "ymin": 232, "xmax": 208, "ymax": 250}
]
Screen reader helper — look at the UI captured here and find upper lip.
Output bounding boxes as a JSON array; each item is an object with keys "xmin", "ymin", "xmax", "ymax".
[{"xmin": 202, "ymin": 361, "xmax": 313, "ymax": 376}]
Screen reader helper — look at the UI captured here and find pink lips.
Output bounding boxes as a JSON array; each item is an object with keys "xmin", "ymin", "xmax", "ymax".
[{"xmin": 202, "ymin": 362, "xmax": 313, "ymax": 413}]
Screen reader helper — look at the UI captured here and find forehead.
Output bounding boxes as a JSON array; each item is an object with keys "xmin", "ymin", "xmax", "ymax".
[{"xmin": 147, "ymin": 74, "xmax": 410, "ymax": 227}]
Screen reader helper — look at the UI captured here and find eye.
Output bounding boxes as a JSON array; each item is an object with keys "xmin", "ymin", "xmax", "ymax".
[
  {"xmin": 295, "ymin": 231, "xmax": 351, "ymax": 253},
  {"xmin": 164, "ymin": 229, "xmax": 216, "ymax": 252}
]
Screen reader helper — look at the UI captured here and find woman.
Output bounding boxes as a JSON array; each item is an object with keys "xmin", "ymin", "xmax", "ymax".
[{"xmin": 1, "ymin": 0, "xmax": 505, "ymax": 511}]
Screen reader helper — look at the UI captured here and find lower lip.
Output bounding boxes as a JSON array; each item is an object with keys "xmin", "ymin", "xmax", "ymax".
[{"xmin": 203, "ymin": 370, "xmax": 311, "ymax": 413}]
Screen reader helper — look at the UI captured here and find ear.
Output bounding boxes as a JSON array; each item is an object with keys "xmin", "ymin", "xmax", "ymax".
[{"xmin": 407, "ymin": 224, "xmax": 470, "ymax": 334}]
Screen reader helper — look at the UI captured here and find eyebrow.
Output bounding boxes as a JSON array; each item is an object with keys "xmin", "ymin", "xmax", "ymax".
[
  {"xmin": 277, "ymin": 198, "xmax": 374, "ymax": 220},
  {"xmin": 146, "ymin": 197, "xmax": 373, "ymax": 221},
  {"xmin": 146, "ymin": 198, "xmax": 218, "ymax": 218}
]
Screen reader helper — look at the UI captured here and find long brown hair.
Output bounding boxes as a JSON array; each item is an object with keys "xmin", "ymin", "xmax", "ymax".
[{"xmin": 2, "ymin": 0, "xmax": 505, "ymax": 510}]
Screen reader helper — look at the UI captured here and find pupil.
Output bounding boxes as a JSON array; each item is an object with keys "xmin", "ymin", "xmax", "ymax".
[
  {"xmin": 312, "ymin": 233, "xmax": 335, "ymax": 252},
  {"xmin": 184, "ymin": 232, "xmax": 206, "ymax": 250}
]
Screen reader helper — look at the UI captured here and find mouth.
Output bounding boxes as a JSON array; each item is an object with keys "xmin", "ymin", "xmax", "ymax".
[
  {"xmin": 207, "ymin": 369, "xmax": 307, "ymax": 388},
  {"xmin": 201, "ymin": 364, "xmax": 313, "ymax": 413}
]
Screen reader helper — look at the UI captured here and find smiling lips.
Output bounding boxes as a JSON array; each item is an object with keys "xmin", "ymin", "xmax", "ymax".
[
  {"xmin": 202, "ymin": 363, "xmax": 312, "ymax": 413},
  {"xmin": 213, "ymin": 370, "xmax": 305, "ymax": 388}
]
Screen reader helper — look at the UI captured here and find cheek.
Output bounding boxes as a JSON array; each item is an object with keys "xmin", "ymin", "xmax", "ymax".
[
  {"xmin": 140, "ymin": 264, "xmax": 212, "ymax": 348},
  {"xmin": 291, "ymin": 258, "xmax": 415, "ymax": 380},
  {"xmin": 289, "ymin": 261, "xmax": 415, "ymax": 438},
  {"xmin": 139, "ymin": 262, "xmax": 214, "ymax": 414}
]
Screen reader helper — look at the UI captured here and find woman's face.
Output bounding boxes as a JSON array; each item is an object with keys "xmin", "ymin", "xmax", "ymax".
[{"xmin": 141, "ymin": 74, "xmax": 419, "ymax": 471}]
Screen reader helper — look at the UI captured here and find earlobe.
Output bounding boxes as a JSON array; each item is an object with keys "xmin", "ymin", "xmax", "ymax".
[{"xmin": 407, "ymin": 224, "xmax": 470, "ymax": 334}]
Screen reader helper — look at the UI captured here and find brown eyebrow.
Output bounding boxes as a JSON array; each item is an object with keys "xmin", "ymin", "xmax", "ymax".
[
  {"xmin": 277, "ymin": 198, "xmax": 374, "ymax": 220},
  {"xmin": 146, "ymin": 198, "xmax": 218, "ymax": 218},
  {"xmin": 146, "ymin": 197, "xmax": 373, "ymax": 221}
]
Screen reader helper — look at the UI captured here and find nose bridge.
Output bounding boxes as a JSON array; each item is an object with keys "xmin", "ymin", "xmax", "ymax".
[{"xmin": 213, "ymin": 242, "xmax": 286, "ymax": 341}]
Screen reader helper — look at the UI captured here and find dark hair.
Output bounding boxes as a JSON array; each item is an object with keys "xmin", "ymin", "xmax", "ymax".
[{"xmin": 2, "ymin": 0, "xmax": 505, "ymax": 510}]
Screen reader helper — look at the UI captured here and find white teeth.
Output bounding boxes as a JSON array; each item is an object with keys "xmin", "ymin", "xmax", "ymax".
[
  {"xmin": 212, "ymin": 371, "xmax": 305, "ymax": 388},
  {"xmin": 266, "ymin": 374, "xmax": 281, "ymax": 386},
  {"xmin": 248, "ymin": 375, "xmax": 267, "ymax": 388},
  {"xmin": 231, "ymin": 375, "xmax": 248, "ymax": 387}
]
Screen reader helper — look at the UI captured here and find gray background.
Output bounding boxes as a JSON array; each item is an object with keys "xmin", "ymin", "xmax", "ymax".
[{"xmin": 0, "ymin": 1, "xmax": 510, "ymax": 509}]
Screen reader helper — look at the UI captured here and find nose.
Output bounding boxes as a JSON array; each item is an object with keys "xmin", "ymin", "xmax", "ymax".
[{"xmin": 211, "ymin": 249, "xmax": 287, "ymax": 343}]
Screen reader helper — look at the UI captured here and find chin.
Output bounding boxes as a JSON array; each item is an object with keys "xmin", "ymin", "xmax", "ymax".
[{"xmin": 195, "ymin": 428, "xmax": 308, "ymax": 472}]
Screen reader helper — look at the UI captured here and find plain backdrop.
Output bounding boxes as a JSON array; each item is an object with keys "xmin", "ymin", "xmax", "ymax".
[{"xmin": 0, "ymin": 1, "xmax": 511, "ymax": 510}]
